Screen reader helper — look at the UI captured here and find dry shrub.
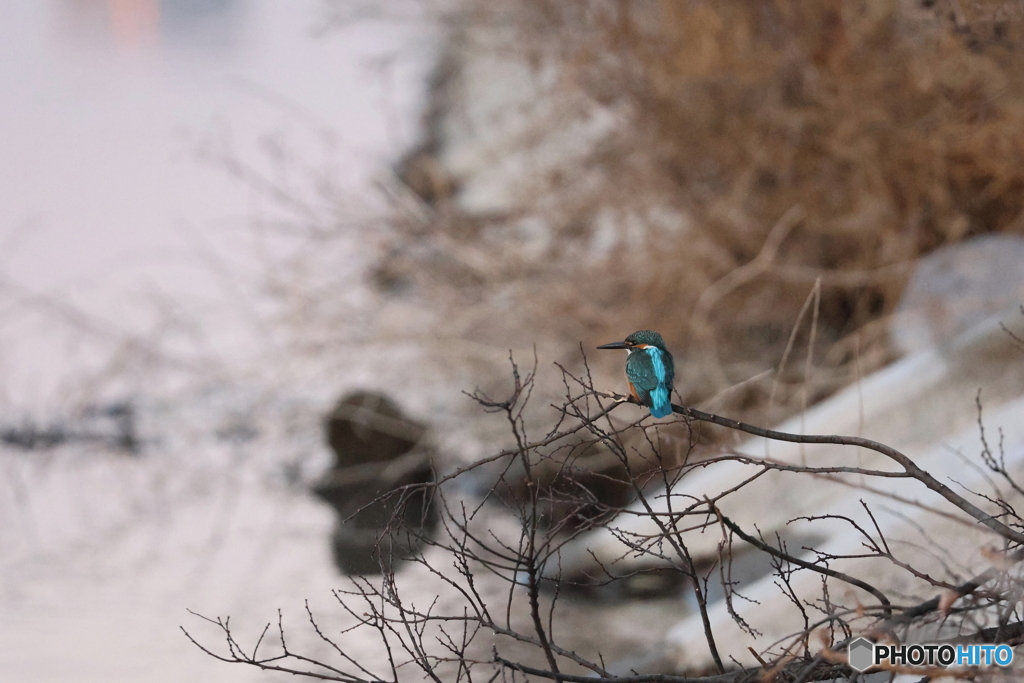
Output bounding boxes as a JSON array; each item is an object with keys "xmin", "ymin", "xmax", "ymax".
[{"xmin": 377, "ymin": 0, "xmax": 1024, "ymax": 427}]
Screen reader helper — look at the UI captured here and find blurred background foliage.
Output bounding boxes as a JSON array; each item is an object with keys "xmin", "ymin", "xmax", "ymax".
[{"xmin": 360, "ymin": 0, "xmax": 1024, "ymax": 429}]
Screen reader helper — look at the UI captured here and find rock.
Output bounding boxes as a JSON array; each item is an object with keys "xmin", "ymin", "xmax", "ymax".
[
  {"xmin": 312, "ymin": 392, "xmax": 436, "ymax": 574},
  {"xmin": 891, "ymin": 234, "xmax": 1024, "ymax": 355}
]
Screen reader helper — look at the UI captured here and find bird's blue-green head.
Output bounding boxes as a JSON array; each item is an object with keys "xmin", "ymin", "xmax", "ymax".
[
  {"xmin": 624, "ymin": 330, "xmax": 667, "ymax": 351},
  {"xmin": 597, "ymin": 330, "xmax": 668, "ymax": 352}
]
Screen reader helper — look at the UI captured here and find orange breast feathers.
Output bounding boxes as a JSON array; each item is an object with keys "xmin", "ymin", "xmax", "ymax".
[{"xmin": 626, "ymin": 379, "xmax": 641, "ymax": 402}]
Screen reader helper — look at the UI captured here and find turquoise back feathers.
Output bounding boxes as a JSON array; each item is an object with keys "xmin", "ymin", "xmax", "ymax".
[{"xmin": 597, "ymin": 330, "xmax": 675, "ymax": 419}]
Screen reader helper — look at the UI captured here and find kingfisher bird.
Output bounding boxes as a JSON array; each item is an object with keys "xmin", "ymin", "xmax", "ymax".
[{"xmin": 597, "ymin": 330, "xmax": 675, "ymax": 418}]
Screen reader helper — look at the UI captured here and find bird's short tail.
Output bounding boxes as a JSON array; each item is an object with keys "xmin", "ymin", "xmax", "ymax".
[{"xmin": 649, "ymin": 387, "xmax": 672, "ymax": 418}]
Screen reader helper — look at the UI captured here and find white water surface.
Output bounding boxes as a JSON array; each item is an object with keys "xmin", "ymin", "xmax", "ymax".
[{"xmin": 0, "ymin": 2, "xmax": 436, "ymax": 680}]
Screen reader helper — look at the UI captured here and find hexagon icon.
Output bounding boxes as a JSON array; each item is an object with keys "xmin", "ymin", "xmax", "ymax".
[{"xmin": 847, "ymin": 637, "xmax": 875, "ymax": 672}]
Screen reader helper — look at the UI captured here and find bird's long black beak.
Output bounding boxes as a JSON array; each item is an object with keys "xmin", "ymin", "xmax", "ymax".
[{"xmin": 596, "ymin": 341, "xmax": 629, "ymax": 350}]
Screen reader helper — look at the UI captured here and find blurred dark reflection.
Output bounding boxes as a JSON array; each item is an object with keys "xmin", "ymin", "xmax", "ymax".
[{"xmin": 313, "ymin": 392, "xmax": 438, "ymax": 575}]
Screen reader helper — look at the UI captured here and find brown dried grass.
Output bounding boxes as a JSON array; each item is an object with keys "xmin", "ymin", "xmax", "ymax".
[{"xmin": 377, "ymin": 0, "xmax": 1024, "ymax": 427}]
